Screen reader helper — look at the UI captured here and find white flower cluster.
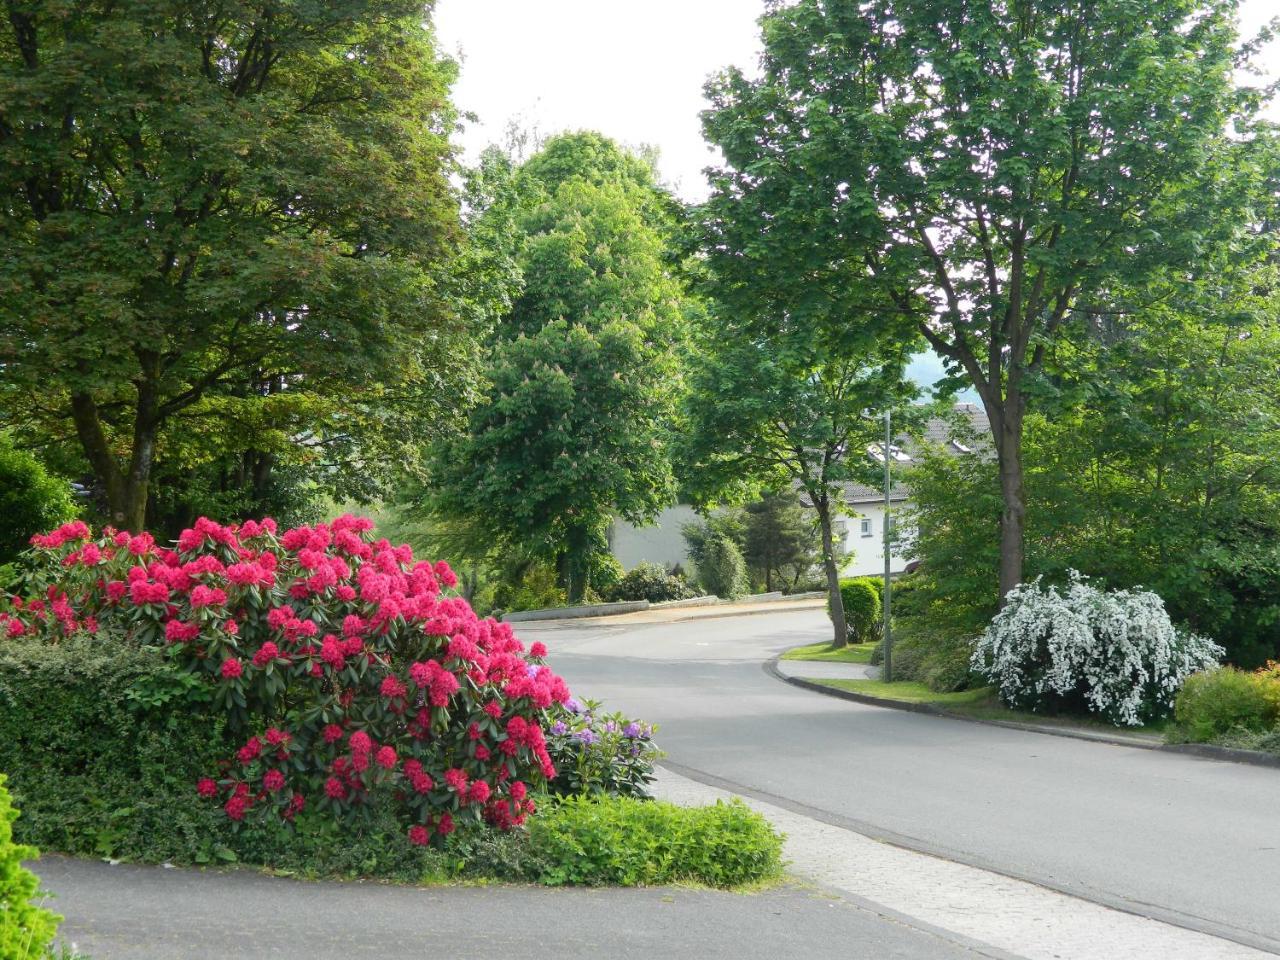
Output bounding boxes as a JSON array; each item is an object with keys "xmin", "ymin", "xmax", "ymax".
[{"xmin": 971, "ymin": 572, "xmax": 1224, "ymax": 726}]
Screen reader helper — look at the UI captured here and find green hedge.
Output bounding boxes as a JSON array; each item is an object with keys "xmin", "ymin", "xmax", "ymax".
[
  {"xmin": 832, "ymin": 577, "xmax": 881, "ymax": 643},
  {"xmin": 0, "ymin": 641, "xmax": 784, "ymax": 889},
  {"xmin": 524, "ymin": 795, "xmax": 782, "ymax": 887},
  {"xmin": 0, "ymin": 639, "xmax": 235, "ymax": 864},
  {"xmin": 1172, "ymin": 667, "xmax": 1280, "ymax": 743}
]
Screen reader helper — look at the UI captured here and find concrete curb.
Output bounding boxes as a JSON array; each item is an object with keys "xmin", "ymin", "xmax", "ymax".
[
  {"xmin": 502, "ymin": 600, "xmax": 649, "ymax": 622},
  {"xmin": 765, "ymin": 655, "xmax": 1280, "ymax": 770},
  {"xmin": 649, "ymin": 595, "xmax": 719, "ymax": 610},
  {"xmin": 504, "ymin": 592, "xmax": 828, "ymax": 622}
]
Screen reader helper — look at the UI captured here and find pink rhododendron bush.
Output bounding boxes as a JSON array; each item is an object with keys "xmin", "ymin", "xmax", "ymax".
[{"xmin": 0, "ymin": 515, "xmax": 571, "ymax": 845}]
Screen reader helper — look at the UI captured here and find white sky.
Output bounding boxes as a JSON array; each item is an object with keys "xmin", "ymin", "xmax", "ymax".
[{"xmin": 435, "ymin": 0, "xmax": 1279, "ymax": 202}]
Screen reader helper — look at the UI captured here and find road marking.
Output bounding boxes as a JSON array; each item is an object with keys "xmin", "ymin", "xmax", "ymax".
[{"xmin": 652, "ymin": 766, "xmax": 1276, "ymax": 960}]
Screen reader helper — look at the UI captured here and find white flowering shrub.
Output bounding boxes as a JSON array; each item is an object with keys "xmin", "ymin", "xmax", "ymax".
[{"xmin": 971, "ymin": 572, "xmax": 1223, "ymax": 726}]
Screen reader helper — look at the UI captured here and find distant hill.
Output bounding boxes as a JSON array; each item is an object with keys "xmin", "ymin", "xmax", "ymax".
[{"xmin": 906, "ymin": 350, "xmax": 978, "ymax": 402}]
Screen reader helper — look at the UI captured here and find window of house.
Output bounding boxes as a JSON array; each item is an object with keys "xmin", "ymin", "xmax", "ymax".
[{"xmin": 860, "ymin": 518, "xmax": 872, "ymax": 538}]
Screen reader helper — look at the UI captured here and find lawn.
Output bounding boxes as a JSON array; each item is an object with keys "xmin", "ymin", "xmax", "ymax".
[
  {"xmin": 813, "ymin": 678, "xmax": 994, "ymax": 706},
  {"xmin": 809, "ymin": 678, "xmax": 1168, "ymax": 738},
  {"xmin": 781, "ymin": 641, "xmax": 878, "ymax": 664}
]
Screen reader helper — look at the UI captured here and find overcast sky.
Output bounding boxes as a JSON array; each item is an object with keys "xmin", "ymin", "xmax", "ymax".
[{"xmin": 435, "ymin": 0, "xmax": 1279, "ymax": 202}]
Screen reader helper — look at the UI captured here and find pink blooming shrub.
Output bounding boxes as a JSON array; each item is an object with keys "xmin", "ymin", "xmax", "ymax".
[{"xmin": 1, "ymin": 515, "xmax": 571, "ymax": 842}]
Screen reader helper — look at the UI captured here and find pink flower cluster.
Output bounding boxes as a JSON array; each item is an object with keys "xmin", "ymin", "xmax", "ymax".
[{"xmin": 2, "ymin": 513, "xmax": 572, "ymax": 843}]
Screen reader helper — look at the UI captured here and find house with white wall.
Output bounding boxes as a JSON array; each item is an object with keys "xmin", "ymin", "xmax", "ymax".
[{"xmin": 609, "ymin": 404, "xmax": 989, "ymax": 578}]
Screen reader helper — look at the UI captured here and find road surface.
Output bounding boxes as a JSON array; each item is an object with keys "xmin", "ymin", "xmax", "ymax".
[{"xmin": 522, "ymin": 606, "xmax": 1280, "ymax": 954}]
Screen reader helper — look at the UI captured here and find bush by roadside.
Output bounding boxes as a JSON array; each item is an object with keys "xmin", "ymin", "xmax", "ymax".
[
  {"xmin": 1, "ymin": 774, "xmax": 61, "ymax": 960},
  {"xmin": 0, "ymin": 514, "xmax": 782, "ymax": 891},
  {"xmin": 970, "ymin": 572, "xmax": 1222, "ymax": 726},
  {"xmin": 829, "ymin": 577, "xmax": 880, "ymax": 644},
  {"xmin": 521, "ymin": 795, "xmax": 782, "ymax": 887},
  {"xmin": 1170, "ymin": 664, "xmax": 1280, "ymax": 751},
  {"xmin": 603, "ymin": 563, "xmax": 695, "ymax": 604}
]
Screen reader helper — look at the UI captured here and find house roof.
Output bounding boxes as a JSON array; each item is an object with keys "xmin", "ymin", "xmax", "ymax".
[{"xmin": 800, "ymin": 403, "xmax": 990, "ymax": 506}]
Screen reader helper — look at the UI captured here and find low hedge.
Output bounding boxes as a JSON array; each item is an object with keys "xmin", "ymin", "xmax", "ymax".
[
  {"xmin": 0, "ymin": 639, "xmax": 782, "ymax": 889},
  {"xmin": 1172, "ymin": 666, "xmax": 1280, "ymax": 744},
  {"xmin": 0, "ymin": 638, "xmax": 234, "ymax": 865},
  {"xmin": 523, "ymin": 795, "xmax": 782, "ymax": 887}
]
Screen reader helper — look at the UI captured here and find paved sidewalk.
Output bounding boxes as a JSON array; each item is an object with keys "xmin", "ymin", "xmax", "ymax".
[{"xmin": 650, "ymin": 766, "xmax": 1273, "ymax": 960}]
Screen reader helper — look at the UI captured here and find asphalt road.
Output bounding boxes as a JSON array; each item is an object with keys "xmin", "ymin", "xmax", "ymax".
[
  {"xmin": 39, "ymin": 856, "xmax": 989, "ymax": 960},
  {"xmin": 522, "ymin": 607, "xmax": 1280, "ymax": 954}
]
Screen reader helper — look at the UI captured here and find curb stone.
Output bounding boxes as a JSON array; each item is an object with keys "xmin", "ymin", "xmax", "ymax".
[{"xmin": 765, "ymin": 655, "xmax": 1280, "ymax": 771}]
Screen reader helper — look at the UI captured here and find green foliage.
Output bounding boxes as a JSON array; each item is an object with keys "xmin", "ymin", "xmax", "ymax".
[
  {"xmin": 700, "ymin": 0, "xmax": 1272, "ymax": 596},
  {"xmin": 1172, "ymin": 668, "xmax": 1280, "ymax": 744},
  {"xmin": 431, "ymin": 133, "xmax": 689, "ymax": 602},
  {"xmin": 544, "ymin": 700, "xmax": 662, "ymax": 799},
  {"xmin": 603, "ymin": 562, "xmax": 695, "ymax": 604},
  {"xmin": 0, "ymin": 638, "xmax": 234, "ymax": 866},
  {"xmin": 492, "ymin": 561, "xmax": 567, "ymax": 615},
  {"xmin": 588, "ymin": 553, "xmax": 625, "ymax": 597},
  {"xmin": 525, "ymin": 796, "xmax": 783, "ymax": 888},
  {"xmin": 0, "ymin": 0, "xmax": 469, "ymax": 529},
  {"xmin": 683, "ymin": 521, "xmax": 749, "ymax": 600},
  {"xmin": 834, "ymin": 578, "xmax": 881, "ymax": 644},
  {"xmin": 900, "ymin": 311, "xmax": 1280, "ymax": 673},
  {"xmin": 0, "ymin": 436, "xmax": 75, "ymax": 565},
  {"xmin": 742, "ymin": 493, "xmax": 821, "ymax": 592},
  {"xmin": 0, "ymin": 774, "xmax": 60, "ymax": 960}
]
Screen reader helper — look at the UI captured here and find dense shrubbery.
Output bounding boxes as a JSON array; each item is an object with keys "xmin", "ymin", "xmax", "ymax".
[
  {"xmin": 1, "ymin": 516, "xmax": 570, "ymax": 844},
  {"xmin": 696, "ymin": 535, "xmax": 749, "ymax": 600},
  {"xmin": 545, "ymin": 698, "xmax": 661, "ymax": 798},
  {"xmin": 0, "ymin": 628, "xmax": 777, "ymax": 890},
  {"xmin": 602, "ymin": 562, "xmax": 696, "ymax": 604},
  {"xmin": 0, "ymin": 638, "xmax": 232, "ymax": 865},
  {"xmin": 1172, "ymin": 664, "xmax": 1280, "ymax": 744},
  {"xmin": 0, "ymin": 435, "xmax": 75, "ymax": 568},
  {"xmin": 0, "ymin": 774, "xmax": 60, "ymax": 960},
  {"xmin": 525, "ymin": 795, "xmax": 782, "ymax": 887},
  {"xmin": 0, "ymin": 514, "xmax": 766, "ymax": 892},
  {"xmin": 832, "ymin": 577, "xmax": 880, "ymax": 644},
  {"xmin": 971, "ymin": 573, "xmax": 1223, "ymax": 726}
]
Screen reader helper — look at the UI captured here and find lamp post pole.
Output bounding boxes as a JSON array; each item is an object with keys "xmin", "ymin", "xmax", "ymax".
[{"xmin": 883, "ymin": 408, "xmax": 893, "ymax": 683}]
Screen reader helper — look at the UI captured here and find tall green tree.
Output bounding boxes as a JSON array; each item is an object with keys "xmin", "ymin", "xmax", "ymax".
[
  {"xmin": 431, "ymin": 133, "xmax": 688, "ymax": 601},
  {"xmin": 681, "ymin": 315, "xmax": 915, "ymax": 645},
  {"xmin": 701, "ymin": 0, "xmax": 1270, "ymax": 599},
  {"xmin": 743, "ymin": 492, "xmax": 821, "ymax": 593},
  {"xmin": 0, "ymin": 0, "xmax": 464, "ymax": 530}
]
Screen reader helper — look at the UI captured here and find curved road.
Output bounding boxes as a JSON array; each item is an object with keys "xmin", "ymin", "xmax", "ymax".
[{"xmin": 522, "ymin": 606, "xmax": 1280, "ymax": 954}]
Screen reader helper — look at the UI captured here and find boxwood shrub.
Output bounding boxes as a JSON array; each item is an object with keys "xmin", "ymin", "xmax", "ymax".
[{"xmin": 0, "ymin": 637, "xmax": 234, "ymax": 865}]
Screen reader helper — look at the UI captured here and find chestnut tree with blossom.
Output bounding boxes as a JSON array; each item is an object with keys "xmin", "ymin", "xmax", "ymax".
[
  {"xmin": 0, "ymin": 0, "xmax": 467, "ymax": 531},
  {"xmin": 430, "ymin": 134, "xmax": 689, "ymax": 602}
]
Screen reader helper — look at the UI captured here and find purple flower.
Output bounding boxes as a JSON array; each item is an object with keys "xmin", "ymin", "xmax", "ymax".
[
  {"xmin": 604, "ymin": 721, "xmax": 618, "ymax": 734},
  {"xmin": 551, "ymin": 720, "xmax": 568, "ymax": 736},
  {"xmin": 623, "ymin": 722, "xmax": 642, "ymax": 738},
  {"xmin": 565, "ymin": 698, "xmax": 583, "ymax": 714},
  {"xmin": 573, "ymin": 729, "xmax": 598, "ymax": 745}
]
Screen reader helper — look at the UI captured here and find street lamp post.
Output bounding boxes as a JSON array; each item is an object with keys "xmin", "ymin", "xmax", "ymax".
[{"xmin": 883, "ymin": 409, "xmax": 893, "ymax": 683}]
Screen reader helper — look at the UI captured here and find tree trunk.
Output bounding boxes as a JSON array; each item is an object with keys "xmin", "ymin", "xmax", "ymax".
[
  {"xmin": 814, "ymin": 496, "xmax": 847, "ymax": 647},
  {"xmin": 559, "ymin": 525, "xmax": 590, "ymax": 605},
  {"xmin": 69, "ymin": 366, "xmax": 160, "ymax": 532},
  {"xmin": 995, "ymin": 400, "xmax": 1026, "ymax": 602}
]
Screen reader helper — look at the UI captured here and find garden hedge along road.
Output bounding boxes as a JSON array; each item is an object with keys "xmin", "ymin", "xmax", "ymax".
[{"xmin": 524, "ymin": 606, "xmax": 1280, "ymax": 956}]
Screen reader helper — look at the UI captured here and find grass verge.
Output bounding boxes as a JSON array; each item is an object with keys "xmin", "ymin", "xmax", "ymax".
[
  {"xmin": 781, "ymin": 641, "xmax": 877, "ymax": 664},
  {"xmin": 807, "ymin": 678, "xmax": 1168, "ymax": 738}
]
